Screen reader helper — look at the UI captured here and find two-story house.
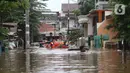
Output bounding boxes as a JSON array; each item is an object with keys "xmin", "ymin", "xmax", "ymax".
[{"xmin": 78, "ymin": 0, "xmax": 117, "ymax": 48}]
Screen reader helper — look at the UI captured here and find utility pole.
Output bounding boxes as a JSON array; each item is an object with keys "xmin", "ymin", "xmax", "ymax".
[
  {"xmin": 23, "ymin": 0, "xmax": 31, "ymax": 73},
  {"xmin": 67, "ymin": 0, "xmax": 70, "ymax": 35},
  {"xmin": 25, "ymin": 9, "xmax": 30, "ymax": 49}
]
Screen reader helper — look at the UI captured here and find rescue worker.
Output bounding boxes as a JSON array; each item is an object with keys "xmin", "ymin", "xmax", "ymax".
[{"xmin": 50, "ymin": 42, "xmax": 53, "ymax": 49}]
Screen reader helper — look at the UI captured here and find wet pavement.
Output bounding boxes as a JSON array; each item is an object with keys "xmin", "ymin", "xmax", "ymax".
[{"xmin": 0, "ymin": 48, "xmax": 130, "ymax": 73}]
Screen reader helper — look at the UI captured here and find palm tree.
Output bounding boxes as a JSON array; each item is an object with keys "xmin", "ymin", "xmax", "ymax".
[
  {"xmin": 78, "ymin": 0, "xmax": 95, "ymax": 15},
  {"xmin": 29, "ymin": 0, "xmax": 47, "ymax": 42}
]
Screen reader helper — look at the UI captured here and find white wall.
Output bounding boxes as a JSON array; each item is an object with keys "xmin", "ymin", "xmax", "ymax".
[
  {"xmin": 84, "ymin": 24, "xmax": 88, "ymax": 37},
  {"xmin": 69, "ymin": 19, "xmax": 75, "ymax": 27},
  {"xmin": 88, "ymin": 17, "xmax": 93, "ymax": 36},
  {"xmin": 105, "ymin": 11, "xmax": 112, "ymax": 17}
]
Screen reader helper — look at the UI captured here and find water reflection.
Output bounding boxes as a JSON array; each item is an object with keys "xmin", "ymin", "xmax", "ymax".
[
  {"xmin": 98, "ymin": 49, "xmax": 130, "ymax": 73},
  {"xmin": 0, "ymin": 49, "xmax": 130, "ymax": 73},
  {"xmin": 121, "ymin": 50, "xmax": 127, "ymax": 64},
  {"xmin": 0, "ymin": 50, "xmax": 26, "ymax": 73}
]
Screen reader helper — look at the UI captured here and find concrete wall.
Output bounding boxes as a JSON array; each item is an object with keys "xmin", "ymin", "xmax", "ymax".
[
  {"xmin": 69, "ymin": 19, "xmax": 75, "ymax": 28},
  {"xmin": 97, "ymin": 18, "xmax": 117, "ymax": 41},
  {"xmin": 84, "ymin": 24, "xmax": 88, "ymax": 37},
  {"xmin": 88, "ymin": 17, "xmax": 93, "ymax": 36},
  {"xmin": 97, "ymin": 10, "xmax": 117, "ymax": 41}
]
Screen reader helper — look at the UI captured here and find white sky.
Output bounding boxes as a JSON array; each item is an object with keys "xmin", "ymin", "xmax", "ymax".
[{"xmin": 45, "ymin": 0, "xmax": 78, "ymax": 11}]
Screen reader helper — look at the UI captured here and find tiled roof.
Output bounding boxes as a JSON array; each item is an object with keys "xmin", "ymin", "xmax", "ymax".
[{"xmin": 39, "ymin": 23, "xmax": 55, "ymax": 32}]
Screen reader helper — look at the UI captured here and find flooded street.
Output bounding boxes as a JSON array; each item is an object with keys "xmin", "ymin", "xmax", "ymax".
[{"xmin": 0, "ymin": 48, "xmax": 130, "ymax": 73}]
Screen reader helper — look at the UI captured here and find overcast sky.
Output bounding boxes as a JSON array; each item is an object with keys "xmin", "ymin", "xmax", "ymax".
[{"xmin": 45, "ymin": 0, "xmax": 77, "ymax": 11}]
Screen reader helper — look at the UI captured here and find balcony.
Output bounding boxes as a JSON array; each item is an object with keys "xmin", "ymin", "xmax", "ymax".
[
  {"xmin": 96, "ymin": 0, "xmax": 109, "ymax": 5},
  {"xmin": 78, "ymin": 15, "xmax": 88, "ymax": 24},
  {"xmin": 95, "ymin": 0, "xmax": 111, "ymax": 10}
]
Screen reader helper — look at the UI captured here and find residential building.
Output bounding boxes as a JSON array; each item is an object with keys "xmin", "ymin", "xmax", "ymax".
[
  {"xmin": 78, "ymin": 0, "xmax": 117, "ymax": 48},
  {"xmin": 41, "ymin": 11, "xmax": 60, "ymax": 30},
  {"xmin": 95, "ymin": 0, "xmax": 111, "ymax": 10},
  {"xmin": 87, "ymin": 10, "xmax": 117, "ymax": 40},
  {"xmin": 39, "ymin": 11, "xmax": 63, "ymax": 41},
  {"xmin": 39, "ymin": 23, "xmax": 58, "ymax": 41},
  {"xmin": 60, "ymin": 3, "xmax": 80, "ymax": 33},
  {"xmin": 3, "ymin": 23, "xmax": 17, "ymax": 40}
]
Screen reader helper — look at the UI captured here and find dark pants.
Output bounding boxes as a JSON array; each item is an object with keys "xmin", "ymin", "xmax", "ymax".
[{"xmin": 80, "ymin": 46, "xmax": 86, "ymax": 52}]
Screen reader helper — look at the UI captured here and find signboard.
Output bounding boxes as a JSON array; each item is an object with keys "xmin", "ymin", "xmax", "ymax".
[{"xmin": 115, "ymin": 4, "xmax": 126, "ymax": 15}]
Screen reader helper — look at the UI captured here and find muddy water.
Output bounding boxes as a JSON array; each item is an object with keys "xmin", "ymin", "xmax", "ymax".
[{"xmin": 0, "ymin": 49, "xmax": 130, "ymax": 73}]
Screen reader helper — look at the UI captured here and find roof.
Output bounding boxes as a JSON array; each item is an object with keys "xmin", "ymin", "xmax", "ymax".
[
  {"xmin": 39, "ymin": 31, "xmax": 61, "ymax": 36},
  {"xmin": 3, "ymin": 23, "xmax": 17, "ymax": 27},
  {"xmin": 62, "ymin": 3, "xmax": 79, "ymax": 12},
  {"xmin": 87, "ymin": 9, "xmax": 112, "ymax": 17},
  {"xmin": 39, "ymin": 23, "xmax": 55, "ymax": 33},
  {"xmin": 2, "ymin": 23, "xmax": 17, "ymax": 36}
]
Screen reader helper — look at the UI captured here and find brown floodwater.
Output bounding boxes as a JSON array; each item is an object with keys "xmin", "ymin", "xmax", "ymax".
[{"xmin": 0, "ymin": 48, "xmax": 130, "ymax": 73}]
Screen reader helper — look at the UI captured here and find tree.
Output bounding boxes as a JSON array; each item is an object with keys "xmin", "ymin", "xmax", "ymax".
[
  {"xmin": 0, "ymin": 0, "xmax": 29, "ymax": 40},
  {"xmin": 78, "ymin": 0, "xmax": 95, "ymax": 15},
  {"xmin": 68, "ymin": 29, "xmax": 83, "ymax": 43},
  {"xmin": 0, "ymin": 28, "xmax": 9, "ymax": 40},
  {"xmin": 69, "ymin": 0, "xmax": 95, "ymax": 43},
  {"xmin": 107, "ymin": 0, "xmax": 130, "ymax": 41},
  {"xmin": 0, "ymin": 0, "xmax": 29, "ymax": 23},
  {"xmin": 4, "ymin": 0, "xmax": 47, "ymax": 42},
  {"xmin": 29, "ymin": 0, "xmax": 47, "ymax": 42}
]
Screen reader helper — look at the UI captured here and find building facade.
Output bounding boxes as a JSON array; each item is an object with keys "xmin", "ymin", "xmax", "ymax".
[
  {"xmin": 39, "ymin": 11, "xmax": 63, "ymax": 41},
  {"xmin": 78, "ymin": 0, "xmax": 117, "ymax": 48},
  {"xmin": 60, "ymin": 3, "xmax": 80, "ymax": 34}
]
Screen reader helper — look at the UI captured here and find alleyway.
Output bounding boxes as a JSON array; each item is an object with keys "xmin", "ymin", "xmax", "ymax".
[{"xmin": 0, "ymin": 48, "xmax": 130, "ymax": 73}]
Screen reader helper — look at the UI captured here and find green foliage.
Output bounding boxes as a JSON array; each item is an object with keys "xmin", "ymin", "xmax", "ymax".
[
  {"xmin": 108, "ymin": 0, "xmax": 130, "ymax": 41},
  {"xmin": 72, "ymin": 9, "xmax": 81, "ymax": 16},
  {"xmin": 29, "ymin": 0, "xmax": 47, "ymax": 42},
  {"xmin": 0, "ymin": 0, "xmax": 29, "ymax": 22},
  {"xmin": 68, "ymin": 29, "xmax": 83, "ymax": 43},
  {"xmin": 78, "ymin": 0, "xmax": 95, "ymax": 15},
  {"xmin": 0, "ymin": 27, "xmax": 9, "ymax": 40},
  {"xmin": 0, "ymin": 0, "xmax": 29, "ymax": 13},
  {"xmin": 0, "ymin": 0, "xmax": 29, "ymax": 41},
  {"xmin": 0, "ymin": 0, "xmax": 47, "ymax": 42}
]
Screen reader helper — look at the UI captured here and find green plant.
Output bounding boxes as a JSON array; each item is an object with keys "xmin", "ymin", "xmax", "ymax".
[
  {"xmin": 108, "ymin": 0, "xmax": 130, "ymax": 41},
  {"xmin": 0, "ymin": 27, "xmax": 9, "ymax": 40}
]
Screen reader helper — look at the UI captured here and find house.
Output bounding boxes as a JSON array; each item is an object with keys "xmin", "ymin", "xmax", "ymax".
[
  {"xmin": 3, "ymin": 23, "xmax": 17, "ymax": 40},
  {"xmin": 60, "ymin": 3, "xmax": 80, "ymax": 34},
  {"xmin": 95, "ymin": 0, "xmax": 111, "ymax": 10},
  {"xmin": 39, "ymin": 23, "xmax": 55, "ymax": 36},
  {"xmin": 40, "ymin": 10, "xmax": 65, "ymax": 41},
  {"xmin": 41, "ymin": 11, "xmax": 61, "ymax": 31},
  {"xmin": 0, "ymin": 23, "xmax": 18, "ymax": 49},
  {"xmin": 78, "ymin": 0, "xmax": 117, "ymax": 48},
  {"xmin": 39, "ymin": 23, "xmax": 62, "ymax": 41}
]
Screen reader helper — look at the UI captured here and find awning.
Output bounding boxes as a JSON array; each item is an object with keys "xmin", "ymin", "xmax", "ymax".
[
  {"xmin": 78, "ymin": 18, "xmax": 88, "ymax": 24},
  {"xmin": 3, "ymin": 23, "xmax": 17, "ymax": 27},
  {"xmin": 78, "ymin": 15, "xmax": 88, "ymax": 24},
  {"xmin": 8, "ymin": 32, "xmax": 15, "ymax": 35}
]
